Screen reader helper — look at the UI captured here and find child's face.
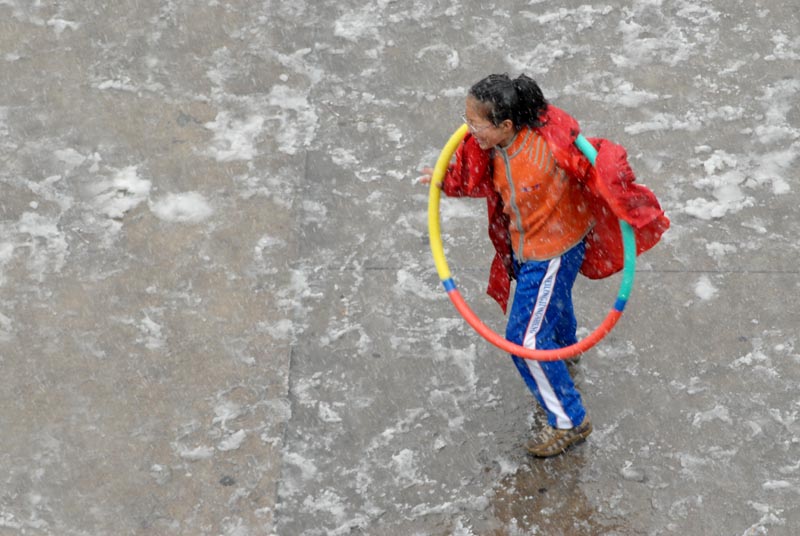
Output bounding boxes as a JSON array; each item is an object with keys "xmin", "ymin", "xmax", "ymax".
[{"xmin": 464, "ymin": 96, "xmax": 514, "ymax": 149}]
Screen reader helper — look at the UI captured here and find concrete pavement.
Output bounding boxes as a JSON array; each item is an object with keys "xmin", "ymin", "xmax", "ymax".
[{"xmin": 1, "ymin": 1, "xmax": 799, "ymax": 534}]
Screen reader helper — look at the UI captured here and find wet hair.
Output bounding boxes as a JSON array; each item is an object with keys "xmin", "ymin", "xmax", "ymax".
[{"xmin": 468, "ymin": 73, "xmax": 548, "ymax": 130}]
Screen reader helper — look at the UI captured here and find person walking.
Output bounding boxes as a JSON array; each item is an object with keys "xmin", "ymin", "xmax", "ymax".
[{"xmin": 420, "ymin": 73, "xmax": 668, "ymax": 457}]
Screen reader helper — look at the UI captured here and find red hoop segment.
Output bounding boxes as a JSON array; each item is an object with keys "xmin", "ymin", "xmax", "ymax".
[{"xmin": 446, "ymin": 287, "xmax": 622, "ymax": 361}]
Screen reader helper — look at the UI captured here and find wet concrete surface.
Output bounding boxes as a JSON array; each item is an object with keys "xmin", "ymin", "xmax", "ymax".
[{"xmin": 1, "ymin": 0, "xmax": 799, "ymax": 535}]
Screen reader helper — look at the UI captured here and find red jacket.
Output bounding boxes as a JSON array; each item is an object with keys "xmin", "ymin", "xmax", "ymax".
[{"xmin": 442, "ymin": 105, "xmax": 670, "ymax": 313}]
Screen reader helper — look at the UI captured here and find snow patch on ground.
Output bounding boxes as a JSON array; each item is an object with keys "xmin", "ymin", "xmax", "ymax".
[
  {"xmin": 151, "ymin": 192, "xmax": 214, "ymax": 223},
  {"xmin": 90, "ymin": 166, "xmax": 151, "ymax": 220},
  {"xmin": 694, "ymin": 276, "xmax": 718, "ymax": 301},
  {"xmin": 205, "ymin": 113, "xmax": 265, "ymax": 162}
]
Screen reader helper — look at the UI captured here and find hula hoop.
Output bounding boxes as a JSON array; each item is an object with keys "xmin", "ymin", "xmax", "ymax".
[{"xmin": 428, "ymin": 125, "xmax": 637, "ymax": 361}]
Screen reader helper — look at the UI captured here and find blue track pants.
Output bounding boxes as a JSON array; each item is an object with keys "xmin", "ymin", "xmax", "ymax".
[{"xmin": 506, "ymin": 242, "xmax": 587, "ymax": 429}]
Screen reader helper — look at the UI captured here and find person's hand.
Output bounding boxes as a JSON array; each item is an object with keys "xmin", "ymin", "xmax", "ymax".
[{"xmin": 415, "ymin": 166, "xmax": 441, "ymax": 189}]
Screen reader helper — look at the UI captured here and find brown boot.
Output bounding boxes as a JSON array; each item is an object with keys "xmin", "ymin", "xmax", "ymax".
[{"xmin": 526, "ymin": 416, "xmax": 592, "ymax": 458}]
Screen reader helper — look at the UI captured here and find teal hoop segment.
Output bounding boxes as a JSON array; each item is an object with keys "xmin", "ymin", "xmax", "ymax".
[{"xmin": 575, "ymin": 134, "xmax": 636, "ymax": 309}]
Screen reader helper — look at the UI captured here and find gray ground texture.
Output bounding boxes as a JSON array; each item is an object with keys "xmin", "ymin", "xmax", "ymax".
[{"xmin": 1, "ymin": 0, "xmax": 799, "ymax": 535}]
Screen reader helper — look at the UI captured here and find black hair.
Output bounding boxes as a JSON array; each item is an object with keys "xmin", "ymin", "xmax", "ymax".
[{"xmin": 468, "ymin": 73, "xmax": 548, "ymax": 130}]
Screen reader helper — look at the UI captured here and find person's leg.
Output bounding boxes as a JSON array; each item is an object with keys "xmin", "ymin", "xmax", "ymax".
[
  {"xmin": 506, "ymin": 243, "xmax": 586, "ymax": 429},
  {"xmin": 553, "ymin": 294, "xmax": 579, "ymax": 348},
  {"xmin": 553, "ymin": 258, "xmax": 581, "ymax": 365}
]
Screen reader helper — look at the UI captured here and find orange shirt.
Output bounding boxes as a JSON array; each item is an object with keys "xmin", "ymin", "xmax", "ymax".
[{"xmin": 492, "ymin": 127, "xmax": 593, "ymax": 261}]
